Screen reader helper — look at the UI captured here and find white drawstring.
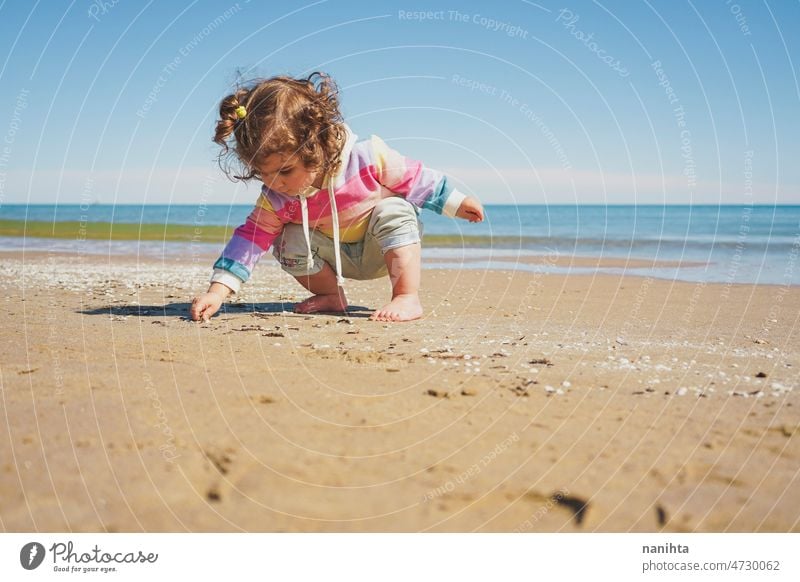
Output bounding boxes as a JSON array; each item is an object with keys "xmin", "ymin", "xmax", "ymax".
[
  {"xmin": 298, "ymin": 177, "xmax": 344, "ymax": 288},
  {"xmin": 328, "ymin": 175, "xmax": 345, "ymax": 288},
  {"xmin": 299, "ymin": 195, "xmax": 313, "ymax": 268}
]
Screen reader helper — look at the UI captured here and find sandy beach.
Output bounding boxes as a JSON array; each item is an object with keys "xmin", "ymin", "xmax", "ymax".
[{"xmin": 1, "ymin": 249, "xmax": 798, "ymax": 532}]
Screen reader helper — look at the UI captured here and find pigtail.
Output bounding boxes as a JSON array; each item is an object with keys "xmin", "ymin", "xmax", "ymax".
[
  {"xmin": 215, "ymin": 88, "xmax": 255, "ymax": 181},
  {"xmin": 214, "ymin": 88, "xmax": 249, "ymax": 150}
]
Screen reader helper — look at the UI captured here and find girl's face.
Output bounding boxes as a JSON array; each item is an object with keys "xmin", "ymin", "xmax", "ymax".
[{"xmin": 257, "ymin": 152, "xmax": 321, "ymax": 196}]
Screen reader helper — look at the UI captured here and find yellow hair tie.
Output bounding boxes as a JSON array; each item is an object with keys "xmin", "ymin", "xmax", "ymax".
[{"xmin": 235, "ymin": 105, "xmax": 247, "ymax": 119}]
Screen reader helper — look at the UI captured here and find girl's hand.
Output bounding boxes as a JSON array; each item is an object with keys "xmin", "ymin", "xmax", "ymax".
[
  {"xmin": 455, "ymin": 196, "xmax": 485, "ymax": 223},
  {"xmin": 190, "ymin": 292, "xmax": 224, "ymax": 322}
]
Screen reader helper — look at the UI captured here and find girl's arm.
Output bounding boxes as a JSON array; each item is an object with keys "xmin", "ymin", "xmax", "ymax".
[
  {"xmin": 454, "ymin": 195, "xmax": 484, "ymax": 222},
  {"xmin": 209, "ymin": 193, "xmax": 285, "ymax": 293},
  {"xmin": 190, "ymin": 282, "xmax": 232, "ymax": 322},
  {"xmin": 190, "ymin": 194, "xmax": 284, "ymax": 321},
  {"xmin": 368, "ymin": 135, "xmax": 481, "ymax": 220}
]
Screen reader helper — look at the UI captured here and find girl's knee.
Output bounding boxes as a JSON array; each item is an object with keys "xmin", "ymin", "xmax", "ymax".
[
  {"xmin": 372, "ymin": 197, "xmax": 417, "ymax": 220},
  {"xmin": 369, "ymin": 197, "xmax": 421, "ymax": 243}
]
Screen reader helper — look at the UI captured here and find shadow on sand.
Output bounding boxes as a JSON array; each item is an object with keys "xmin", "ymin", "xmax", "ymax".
[{"xmin": 80, "ymin": 302, "xmax": 375, "ymax": 320}]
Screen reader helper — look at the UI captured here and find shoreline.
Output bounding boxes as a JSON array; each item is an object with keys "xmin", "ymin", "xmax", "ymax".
[
  {"xmin": 0, "ymin": 220, "xmax": 556, "ymax": 248},
  {"xmin": 2, "ymin": 247, "xmax": 797, "ymax": 290},
  {"xmin": 3, "ymin": 206, "xmax": 799, "ymax": 288}
]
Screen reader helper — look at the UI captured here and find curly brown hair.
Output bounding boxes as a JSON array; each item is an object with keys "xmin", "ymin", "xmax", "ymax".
[{"xmin": 214, "ymin": 72, "xmax": 346, "ymax": 182}]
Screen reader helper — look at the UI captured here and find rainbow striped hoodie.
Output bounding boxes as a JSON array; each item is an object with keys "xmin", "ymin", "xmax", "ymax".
[{"xmin": 210, "ymin": 125, "xmax": 466, "ymax": 292}]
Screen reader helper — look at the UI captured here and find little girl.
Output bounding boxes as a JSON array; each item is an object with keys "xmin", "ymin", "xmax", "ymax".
[{"xmin": 190, "ymin": 72, "xmax": 484, "ymax": 323}]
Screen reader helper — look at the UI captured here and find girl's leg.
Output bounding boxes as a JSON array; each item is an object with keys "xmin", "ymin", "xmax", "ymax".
[
  {"xmin": 272, "ymin": 224, "xmax": 348, "ymax": 314},
  {"xmin": 370, "ymin": 242, "xmax": 423, "ymax": 322},
  {"xmin": 294, "ymin": 261, "xmax": 348, "ymax": 314},
  {"xmin": 362, "ymin": 197, "xmax": 425, "ymax": 322}
]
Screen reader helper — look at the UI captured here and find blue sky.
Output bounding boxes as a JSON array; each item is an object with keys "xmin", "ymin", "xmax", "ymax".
[{"xmin": 0, "ymin": 0, "xmax": 798, "ymax": 206}]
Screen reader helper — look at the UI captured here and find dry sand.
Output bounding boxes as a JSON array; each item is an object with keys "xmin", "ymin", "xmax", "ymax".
[{"xmin": 1, "ymin": 250, "xmax": 798, "ymax": 532}]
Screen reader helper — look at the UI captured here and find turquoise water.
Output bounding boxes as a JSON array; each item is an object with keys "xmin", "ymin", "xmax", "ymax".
[{"xmin": 2, "ymin": 204, "xmax": 799, "ymax": 286}]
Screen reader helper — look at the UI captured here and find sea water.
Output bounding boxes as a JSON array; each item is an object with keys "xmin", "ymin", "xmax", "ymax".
[{"xmin": 2, "ymin": 204, "xmax": 798, "ymax": 286}]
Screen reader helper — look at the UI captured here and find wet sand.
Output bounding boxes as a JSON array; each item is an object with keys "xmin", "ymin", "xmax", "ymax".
[
  {"xmin": 1, "ymin": 250, "xmax": 798, "ymax": 532},
  {"xmin": 429, "ymin": 253, "xmax": 702, "ymax": 269}
]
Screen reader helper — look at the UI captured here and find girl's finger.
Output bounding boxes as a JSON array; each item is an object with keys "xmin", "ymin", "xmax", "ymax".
[{"xmin": 193, "ymin": 303, "xmax": 207, "ymax": 320}]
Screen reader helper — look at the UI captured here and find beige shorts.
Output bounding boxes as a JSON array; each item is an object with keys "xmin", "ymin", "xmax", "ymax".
[{"xmin": 272, "ymin": 196, "xmax": 423, "ymax": 281}]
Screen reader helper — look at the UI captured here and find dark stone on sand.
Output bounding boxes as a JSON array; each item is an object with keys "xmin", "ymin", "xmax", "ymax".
[
  {"xmin": 656, "ymin": 504, "xmax": 668, "ymax": 527},
  {"xmin": 553, "ymin": 494, "xmax": 590, "ymax": 526}
]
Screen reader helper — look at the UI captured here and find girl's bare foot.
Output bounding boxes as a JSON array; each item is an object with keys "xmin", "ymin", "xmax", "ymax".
[
  {"xmin": 292, "ymin": 263, "xmax": 347, "ymax": 314},
  {"xmin": 295, "ymin": 293, "xmax": 348, "ymax": 314},
  {"xmin": 370, "ymin": 293, "xmax": 423, "ymax": 322}
]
